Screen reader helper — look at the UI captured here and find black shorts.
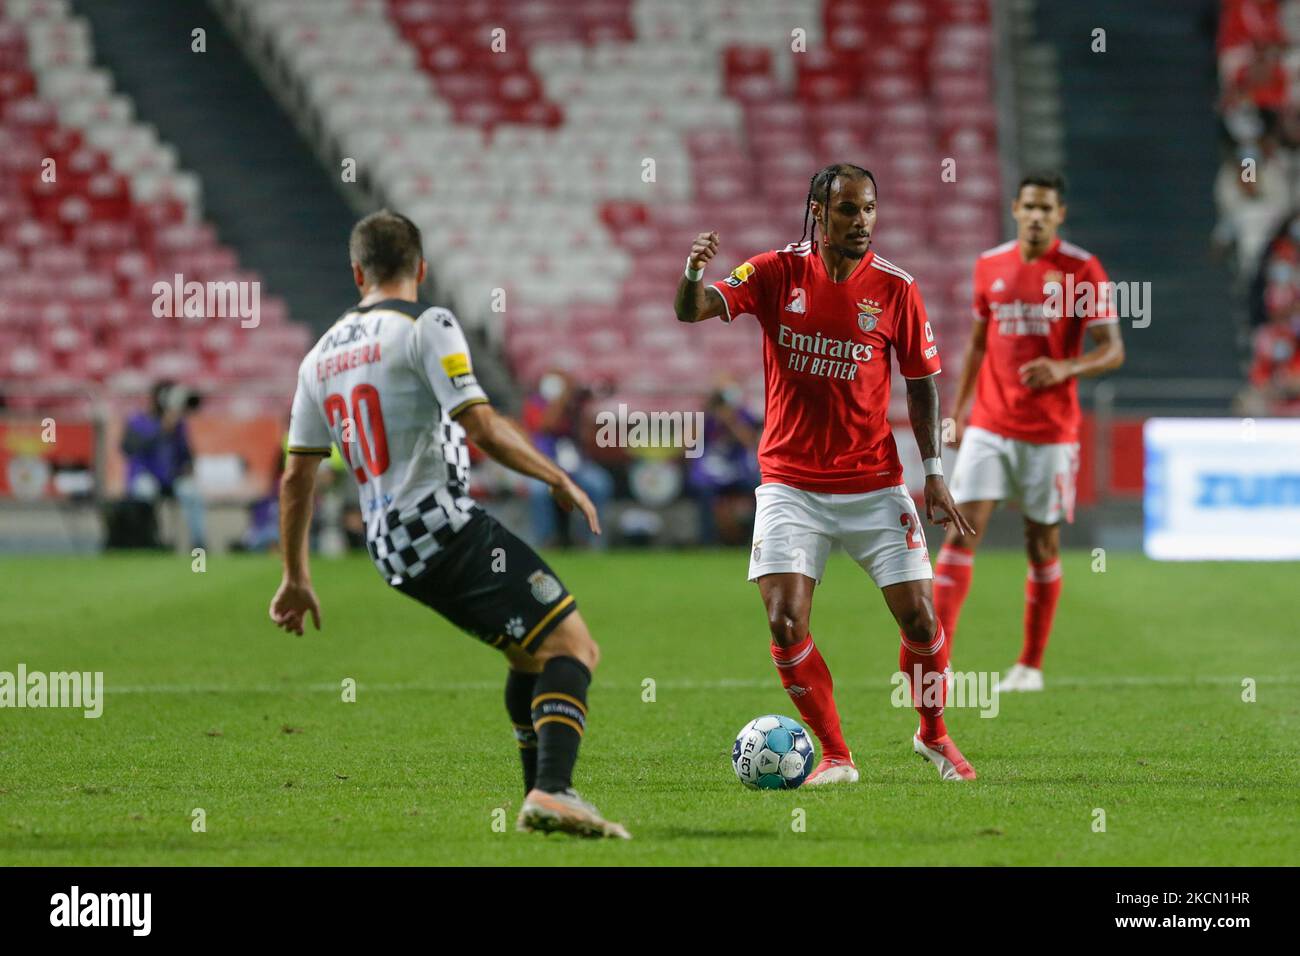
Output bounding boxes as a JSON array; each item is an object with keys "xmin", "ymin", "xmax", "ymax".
[{"xmin": 391, "ymin": 511, "xmax": 577, "ymax": 653}]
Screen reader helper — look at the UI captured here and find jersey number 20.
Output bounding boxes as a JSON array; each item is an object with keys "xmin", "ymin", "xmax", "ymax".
[{"xmin": 324, "ymin": 385, "xmax": 389, "ymax": 483}]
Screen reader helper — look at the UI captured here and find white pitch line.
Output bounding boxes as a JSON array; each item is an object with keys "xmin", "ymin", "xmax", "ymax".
[{"xmin": 99, "ymin": 675, "xmax": 1299, "ymax": 695}]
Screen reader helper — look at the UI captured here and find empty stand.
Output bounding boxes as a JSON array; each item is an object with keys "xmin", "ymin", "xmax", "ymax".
[
  {"xmin": 0, "ymin": 0, "xmax": 305, "ymax": 417},
  {"xmin": 228, "ymin": 0, "xmax": 1000, "ymax": 413}
]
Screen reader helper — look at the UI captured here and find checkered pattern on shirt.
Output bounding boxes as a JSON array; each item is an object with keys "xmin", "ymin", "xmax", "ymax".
[
  {"xmin": 440, "ymin": 419, "xmax": 472, "ymax": 490},
  {"xmin": 367, "ymin": 484, "xmax": 480, "ymax": 585}
]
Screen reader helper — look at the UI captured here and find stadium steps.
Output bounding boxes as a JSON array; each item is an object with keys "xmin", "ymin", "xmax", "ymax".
[
  {"xmin": 68, "ymin": 0, "xmax": 358, "ymax": 332},
  {"xmin": 1006, "ymin": 0, "xmax": 1065, "ymax": 173},
  {"xmin": 1030, "ymin": 0, "xmax": 1240, "ymax": 391}
]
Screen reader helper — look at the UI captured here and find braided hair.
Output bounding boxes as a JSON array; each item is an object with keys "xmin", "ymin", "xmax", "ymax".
[{"xmin": 799, "ymin": 163, "xmax": 877, "ymax": 246}]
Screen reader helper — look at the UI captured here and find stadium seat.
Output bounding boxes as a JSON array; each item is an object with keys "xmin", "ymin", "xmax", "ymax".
[
  {"xmin": 0, "ymin": 2, "xmax": 305, "ymax": 420},
  {"xmin": 211, "ymin": 0, "xmax": 998, "ymax": 408}
]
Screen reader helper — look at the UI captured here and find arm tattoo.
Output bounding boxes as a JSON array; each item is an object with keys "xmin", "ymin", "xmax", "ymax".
[
  {"xmin": 675, "ymin": 279, "xmax": 723, "ymax": 323},
  {"xmin": 905, "ymin": 375, "xmax": 942, "ymax": 461}
]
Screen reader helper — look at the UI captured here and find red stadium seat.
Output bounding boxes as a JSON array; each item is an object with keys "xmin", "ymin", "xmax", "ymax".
[
  {"xmin": 179, "ymin": 0, "xmax": 1001, "ymax": 407},
  {"xmin": 0, "ymin": 6, "xmax": 306, "ymax": 416}
]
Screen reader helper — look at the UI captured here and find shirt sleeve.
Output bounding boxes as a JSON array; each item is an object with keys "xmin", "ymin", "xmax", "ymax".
[
  {"xmin": 286, "ymin": 357, "xmax": 332, "ymax": 455},
  {"xmin": 709, "ymin": 249, "xmax": 780, "ymax": 323},
  {"xmin": 1079, "ymin": 255, "xmax": 1119, "ymax": 327},
  {"xmin": 893, "ymin": 280, "xmax": 942, "ymax": 379},
  {"xmin": 409, "ymin": 306, "xmax": 490, "ymax": 417}
]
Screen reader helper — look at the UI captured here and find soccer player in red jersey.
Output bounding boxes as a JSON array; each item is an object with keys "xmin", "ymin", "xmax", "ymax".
[
  {"xmin": 935, "ymin": 172, "xmax": 1125, "ymax": 692},
  {"xmin": 675, "ymin": 164, "xmax": 980, "ymax": 782}
]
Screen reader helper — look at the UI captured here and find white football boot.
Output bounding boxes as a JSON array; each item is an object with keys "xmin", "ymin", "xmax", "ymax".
[
  {"xmin": 803, "ymin": 755, "xmax": 860, "ymax": 786},
  {"xmin": 1000, "ymin": 663, "xmax": 1044, "ymax": 692},
  {"xmin": 912, "ymin": 731, "xmax": 978, "ymax": 781},
  {"xmin": 517, "ymin": 788, "xmax": 631, "ymax": 839}
]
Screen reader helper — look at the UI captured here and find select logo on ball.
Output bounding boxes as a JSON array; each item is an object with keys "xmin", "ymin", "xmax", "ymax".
[{"xmin": 731, "ymin": 714, "xmax": 815, "ymax": 790}]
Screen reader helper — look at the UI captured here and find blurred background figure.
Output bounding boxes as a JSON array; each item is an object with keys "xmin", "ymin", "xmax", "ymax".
[
  {"xmin": 1214, "ymin": 134, "xmax": 1291, "ymax": 276},
  {"xmin": 686, "ymin": 378, "xmax": 761, "ymax": 545},
  {"xmin": 232, "ymin": 433, "xmax": 287, "ymax": 553},
  {"xmin": 521, "ymin": 368, "xmax": 613, "ymax": 548},
  {"xmin": 1238, "ymin": 281, "xmax": 1300, "ymax": 412},
  {"xmin": 233, "ymin": 429, "xmax": 357, "ymax": 555},
  {"xmin": 119, "ymin": 380, "xmax": 206, "ymax": 551}
]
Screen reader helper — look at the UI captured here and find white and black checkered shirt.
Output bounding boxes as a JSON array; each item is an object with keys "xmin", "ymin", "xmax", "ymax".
[
  {"xmin": 287, "ymin": 299, "xmax": 491, "ymax": 584},
  {"xmin": 367, "ymin": 482, "xmax": 480, "ymax": 583}
]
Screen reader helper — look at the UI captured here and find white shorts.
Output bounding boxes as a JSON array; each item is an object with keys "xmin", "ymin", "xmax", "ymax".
[
  {"xmin": 748, "ymin": 482, "xmax": 933, "ymax": 587},
  {"xmin": 949, "ymin": 425, "xmax": 1079, "ymax": 524}
]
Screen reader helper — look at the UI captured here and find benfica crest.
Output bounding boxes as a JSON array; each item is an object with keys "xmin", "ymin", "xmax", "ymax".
[{"xmin": 857, "ymin": 299, "xmax": 882, "ymax": 333}]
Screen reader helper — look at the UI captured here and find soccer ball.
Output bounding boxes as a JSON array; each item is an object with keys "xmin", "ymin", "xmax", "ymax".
[{"xmin": 731, "ymin": 714, "xmax": 815, "ymax": 790}]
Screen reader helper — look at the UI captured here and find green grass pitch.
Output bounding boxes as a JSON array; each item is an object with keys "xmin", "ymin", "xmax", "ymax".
[{"xmin": 1, "ymin": 549, "xmax": 1296, "ymax": 866}]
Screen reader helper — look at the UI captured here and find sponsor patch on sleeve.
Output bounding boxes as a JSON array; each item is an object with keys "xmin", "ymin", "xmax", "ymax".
[
  {"xmin": 724, "ymin": 261, "xmax": 755, "ymax": 288},
  {"xmin": 440, "ymin": 352, "xmax": 472, "ymax": 379}
]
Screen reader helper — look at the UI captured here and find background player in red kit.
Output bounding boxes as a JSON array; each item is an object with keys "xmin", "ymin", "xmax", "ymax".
[
  {"xmin": 935, "ymin": 173, "xmax": 1125, "ymax": 691},
  {"xmin": 675, "ymin": 164, "xmax": 979, "ymax": 783}
]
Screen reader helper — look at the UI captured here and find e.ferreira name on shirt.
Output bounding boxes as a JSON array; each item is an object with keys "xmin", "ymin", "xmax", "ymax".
[
  {"xmin": 778, "ymin": 322, "xmax": 873, "ymax": 380},
  {"xmin": 317, "ymin": 316, "xmax": 384, "ymax": 381},
  {"xmin": 317, "ymin": 341, "xmax": 381, "ymax": 382}
]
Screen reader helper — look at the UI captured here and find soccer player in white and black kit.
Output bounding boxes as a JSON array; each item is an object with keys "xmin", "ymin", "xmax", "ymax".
[{"xmin": 268, "ymin": 211, "xmax": 629, "ymax": 839}]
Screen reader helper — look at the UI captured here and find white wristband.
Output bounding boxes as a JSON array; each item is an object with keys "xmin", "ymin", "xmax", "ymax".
[
  {"xmin": 684, "ymin": 257, "xmax": 704, "ymax": 282},
  {"xmin": 923, "ymin": 457, "xmax": 944, "ymax": 478}
]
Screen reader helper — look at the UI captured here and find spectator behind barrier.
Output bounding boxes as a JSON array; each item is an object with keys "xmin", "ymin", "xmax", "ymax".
[
  {"xmin": 521, "ymin": 368, "xmax": 613, "ymax": 549},
  {"xmin": 685, "ymin": 378, "xmax": 761, "ymax": 545},
  {"xmin": 120, "ymin": 381, "xmax": 207, "ymax": 550}
]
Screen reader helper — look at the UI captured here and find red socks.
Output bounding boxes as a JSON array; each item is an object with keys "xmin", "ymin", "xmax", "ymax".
[
  {"xmin": 899, "ymin": 623, "xmax": 950, "ymax": 742},
  {"xmin": 934, "ymin": 545, "xmax": 1063, "ymax": 671},
  {"xmin": 932, "ymin": 544, "xmax": 974, "ymax": 646},
  {"xmin": 770, "ymin": 633, "xmax": 850, "ymax": 760},
  {"xmin": 1021, "ymin": 559, "xmax": 1062, "ymax": 669},
  {"xmin": 773, "ymin": 626, "xmax": 956, "ymax": 752}
]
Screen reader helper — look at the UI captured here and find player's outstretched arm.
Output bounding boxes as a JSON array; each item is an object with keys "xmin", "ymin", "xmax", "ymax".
[
  {"xmin": 905, "ymin": 374, "xmax": 977, "ymax": 538},
  {"xmin": 947, "ymin": 318, "xmax": 988, "ymax": 447},
  {"xmin": 269, "ymin": 452, "xmax": 323, "ymax": 635},
  {"xmin": 674, "ymin": 230, "xmax": 728, "ymax": 323},
  {"xmin": 457, "ymin": 403, "xmax": 601, "ymax": 536}
]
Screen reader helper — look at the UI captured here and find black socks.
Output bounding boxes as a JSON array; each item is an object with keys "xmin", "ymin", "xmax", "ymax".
[
  {"xmin": 530, "ymin": 656, "xmax": 591, "ymax": 793},
  {"xmin": 505, "ymin": 669, "xmax": 539, "ymax": 795}
]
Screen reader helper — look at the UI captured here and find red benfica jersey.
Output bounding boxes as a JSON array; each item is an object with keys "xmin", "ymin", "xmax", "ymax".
[
  {"xmin": 970, "ymin": 237, "xmax": 1117, "ymax": 444},
  {"xmin": 712, "ymin": 240, "xmax": 940, "ymax": 493}
]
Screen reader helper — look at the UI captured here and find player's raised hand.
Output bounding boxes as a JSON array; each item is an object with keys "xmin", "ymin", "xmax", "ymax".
[
  {"xmin": 923, "ymin": 476, "xmax": 976, "ymax": 538},
  {"xmin": 269, "ymin": 579, "xmax": 322, "ymax": 636},
  {"xmin": 688, "ymin": 231, "xmax": 720, "ymax": 272},
  {"xmin": 551, "ymin": 474, "xmax": 601, "ymax": 537}
]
